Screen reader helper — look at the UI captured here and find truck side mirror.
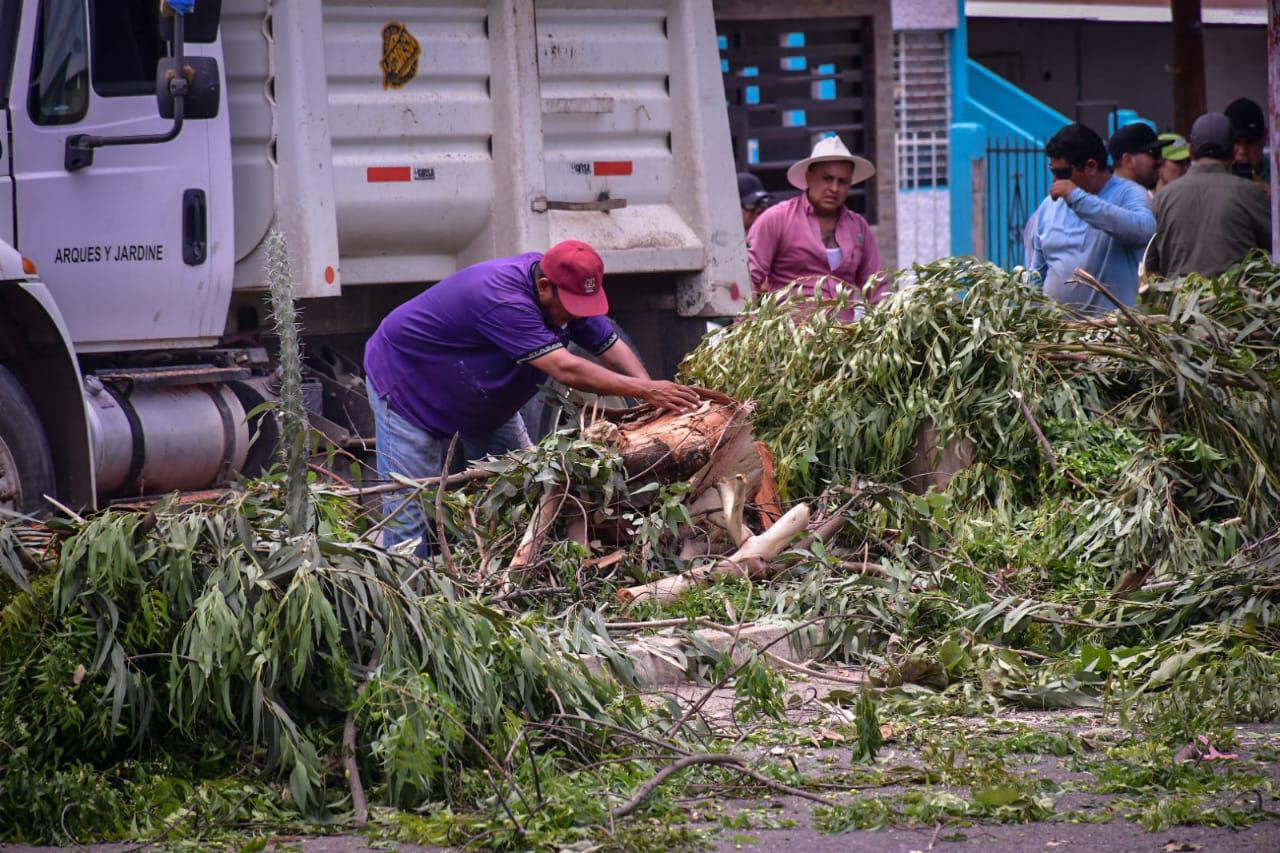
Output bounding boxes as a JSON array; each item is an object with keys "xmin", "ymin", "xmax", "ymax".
[
  {"xmin": 65, "ymin": 11, "xmax": 214, "ymax": 170},
  {"xmin": 160, "ymin": 0, "xmax": 222, "ymax": 44},
  {"xmin": 157, "ymin": 57, "xmax": 221, "ymax": 120}
]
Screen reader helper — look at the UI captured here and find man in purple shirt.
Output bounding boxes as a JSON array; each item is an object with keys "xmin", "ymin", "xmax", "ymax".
[
  {"xmin": 747, "ymin": 136, "xmax": 887, "ymax": 318},
  {"xmin": 364, "ymin": 240, "xmax": 699, "ymax": 555}
]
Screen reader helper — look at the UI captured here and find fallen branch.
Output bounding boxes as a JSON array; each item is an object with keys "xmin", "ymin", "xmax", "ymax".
[
  {"xmin": 764, "ymin": 652, "xmax": 872, "ymax": 687},
  {"xmin": 1067, "ymin": 313, "xmax": 1169, "ymax": 329},
  {"xmin": 609, "ymin": 754, "xmax": 744, "ymax": 818},
  {"xmin": 1010, "ymin": 389, "xmax": 1057, "ymax": 469},
  {"xmin": 583, "ymin": 549, "xmax": 627, "ymax": 570},
  {"xmin": 334, "ymin": 467, "xmax": 494, "ymax": 498},
  {"xmin": 617, "ymin": 503, "xmax": 811, "ymax": 605},
  {"xmin": 343, "ymin": 651, "xmax": 380, "ymax": 827},
  {"xmin": 507, "ymin": 484, "xmax": 567, "ymax": 575},
  {"xmin": 710, "ymin": 476, "xmax": 751, "ymax": 547},
  {"xmin": 435, "ymin": 435, "xmax": 459, "ymax": 576},
  {"xmin": 838, "ymin": 560, "xmax": 886, "ymax": 577},
  {"xmin": 793, "ymin": 497, "xmax": 857, "ymax": 553},
  {"xmin": 608, "ymin": 753, "xmax": 829, "ymax": 820}
]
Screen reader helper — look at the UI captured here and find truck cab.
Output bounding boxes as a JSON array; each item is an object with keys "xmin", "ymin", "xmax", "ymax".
[{"xmin": 0, "ymin": 0, "xmax": 748, "ymax": 513}]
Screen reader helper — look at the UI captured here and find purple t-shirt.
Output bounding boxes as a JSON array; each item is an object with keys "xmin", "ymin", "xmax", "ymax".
[{"xmin": 364, "ymin": 252, "xmax": 617, "ymax": 437}]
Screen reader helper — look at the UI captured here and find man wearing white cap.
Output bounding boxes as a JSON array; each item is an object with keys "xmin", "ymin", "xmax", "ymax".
[{"xmin": 746, "ymin": 136, "xmax": 886, "ymax": 317}]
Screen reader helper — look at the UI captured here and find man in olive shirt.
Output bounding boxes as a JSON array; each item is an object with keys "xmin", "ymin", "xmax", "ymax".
[{"xmin": 1147, "ymin": 113, "xmax": 1271, "ymax": 278}]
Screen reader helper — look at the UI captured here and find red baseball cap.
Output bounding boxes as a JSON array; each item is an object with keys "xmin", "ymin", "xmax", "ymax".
[{"xmin": 541, "ymin": 240, "xmax": 608, "ymax": 317}]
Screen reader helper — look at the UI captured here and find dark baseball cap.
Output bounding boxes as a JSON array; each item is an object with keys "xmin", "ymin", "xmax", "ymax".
[
  {"xmin": 1189, "ymin": 112, "xmax": 1233, "ymax": 159},
  {"xmin": 738, "ymin": 172, "xmax": 770, "ymax": 209},
  {"xmin": 542, "ymin": 240, "xmax": 608, "ymax": 317},
  {"xmin": 1108, "ymin": 123, "xmax": 1163, "ymax": 160},
  {"xmin": 1224, "ymin": 97, "xmax": 1266, "ymax": 142}
]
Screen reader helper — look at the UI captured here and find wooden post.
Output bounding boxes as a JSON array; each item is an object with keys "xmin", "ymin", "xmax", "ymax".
[{"xmin": 1170, "ymin": 0, "xmax": 1207, "ymax": 133}]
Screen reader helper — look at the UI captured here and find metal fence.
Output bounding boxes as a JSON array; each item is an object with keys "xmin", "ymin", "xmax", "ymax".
[
  {"xmin": 984, "ymin": 137, "xmax": 1050, "ymax": 270},
  {"xmin": 895, "ymin": 131, "xmax": 950, "ymax": 266}
]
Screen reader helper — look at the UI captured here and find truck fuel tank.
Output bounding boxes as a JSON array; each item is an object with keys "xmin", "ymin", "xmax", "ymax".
[{"xmin": 85, "ymin": 371, "xmax": 250, "ymax": 498}]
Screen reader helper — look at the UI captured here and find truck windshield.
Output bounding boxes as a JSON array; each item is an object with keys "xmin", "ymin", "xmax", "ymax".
[{"xmin": 0, "ymin": 0, "xmax": 21, "ymax": 110}]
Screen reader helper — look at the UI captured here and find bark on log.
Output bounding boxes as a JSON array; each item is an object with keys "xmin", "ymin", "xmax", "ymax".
[
  {"xmin": 678, "ymin": 534, "xmax": 734, "ymax": 560},
  {"xmin": 687, "ymin": 404, "xmax": 759, "ymax": 497},
  {"xmin": 752, "ymin": 442, "xmax": 783, "ymax": 530},
  {"xmin": 901, "ymin": 419, "xmax": 975, "ymax": 494},
  {"xmin": 617, "ymin": 503, "xmax": 811, "ymax": 605},
  {"xmin": 585, "ymin": 399, "xmax": 744, "ymax": 488}
]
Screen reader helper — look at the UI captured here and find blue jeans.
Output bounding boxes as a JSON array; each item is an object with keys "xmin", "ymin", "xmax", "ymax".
[{"xmin": 367, "ymin": 376, "xmax": 532, "ymax": 557}]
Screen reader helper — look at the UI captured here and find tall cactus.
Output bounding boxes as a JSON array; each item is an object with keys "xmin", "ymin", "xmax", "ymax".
[{"xmin": 265, "ymin": 230, "xmax": 311, "ymax": 535}]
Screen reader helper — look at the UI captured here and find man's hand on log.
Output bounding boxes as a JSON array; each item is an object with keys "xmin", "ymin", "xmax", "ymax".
[{"xmin": 640, "ymin": 381, "xmax": 702, "ymax": 413}]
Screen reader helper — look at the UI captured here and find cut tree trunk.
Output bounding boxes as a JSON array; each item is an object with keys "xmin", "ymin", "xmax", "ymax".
[
  {"xmin": 492, "ymin": 393, "xmax": 760, "ymax": 570},
  {"xmin": 901, "ymin": 419, "xmax": 974, "ymax": 494},
  {"xmin": 586, "ymin": 397, "xmax": 755, "ymax": 492}
]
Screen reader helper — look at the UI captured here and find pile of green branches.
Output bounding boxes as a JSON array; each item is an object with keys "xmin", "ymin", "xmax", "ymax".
[
  {"xmin": 0, "ymin": 487, "xmax": 641, "ymax": 843},
  {"xmin": 684, "ymin": 255, "xmax": 1280, "ymax": 519},
  {"xmin": 682, "ymin": 254, "xmax": 1280, "ymax": 714}
]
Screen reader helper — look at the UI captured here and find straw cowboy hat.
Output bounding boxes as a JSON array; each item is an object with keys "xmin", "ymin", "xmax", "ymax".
[{"xmin": 786, "ymin": 135, "xmax": 876, "ymax": 190}]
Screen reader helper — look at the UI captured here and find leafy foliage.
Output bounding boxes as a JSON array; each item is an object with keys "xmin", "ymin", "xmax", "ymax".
[
  {"xmin": 682, "ymin": 257, "xmax": 1280, "ymax": 710},
  {"xmin": 0, "ymin": 485, "xmax": 639, "ymax": 842},
  {"xmin": 6, "ymin": 255, "xmax": 1280, "ymax": 845}
]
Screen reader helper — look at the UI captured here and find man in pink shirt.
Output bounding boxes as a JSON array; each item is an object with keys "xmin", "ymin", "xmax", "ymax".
[{"xmin": 747, "ymin": 136, "xmax": 887, "ymax": 317}]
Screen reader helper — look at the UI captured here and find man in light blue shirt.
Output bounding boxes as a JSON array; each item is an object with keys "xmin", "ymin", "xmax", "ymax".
[{"xmin": 1026, "ymin": 124, "xmax": 1156, "ymax": 315}]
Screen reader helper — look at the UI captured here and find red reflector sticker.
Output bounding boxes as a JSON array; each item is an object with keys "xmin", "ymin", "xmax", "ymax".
[
  {"xmin": 593, "ymin": 160, "xmax": 633, "ymax": 176},
  {"xmin": 367, "ymin": 166, "xmax": 412, "ymax": 182}
]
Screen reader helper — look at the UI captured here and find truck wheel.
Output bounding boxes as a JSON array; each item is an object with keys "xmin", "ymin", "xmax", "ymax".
[
  {"xmin": 522, "ymin": 326, "xmax": 646, "ymax": 443},
  {"xmin": 0, "ymin": 365, "xmax": 57, "ymax": 516}
]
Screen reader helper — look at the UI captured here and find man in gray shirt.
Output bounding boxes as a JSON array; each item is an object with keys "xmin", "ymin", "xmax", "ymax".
[{"xmin": 1146, "ymin": 113, "xmax": 1271, "ymax": 279}]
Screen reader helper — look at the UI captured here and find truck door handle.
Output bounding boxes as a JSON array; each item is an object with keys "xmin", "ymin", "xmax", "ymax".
[{"xmin": 182, "ymin": 189, "xmax": 207, "ymax": 265}]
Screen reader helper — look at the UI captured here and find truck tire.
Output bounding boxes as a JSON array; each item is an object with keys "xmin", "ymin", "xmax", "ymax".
[
  {"xmin": 521, "ymin": 325, "xmax": 646, "ymax": 443},
  {"xmin": 0, "ymin": 365, "xmax": 57, "ymax": 516}
]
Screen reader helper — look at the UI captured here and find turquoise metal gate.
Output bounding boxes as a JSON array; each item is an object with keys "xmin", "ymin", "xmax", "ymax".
[{"xmin": 984, "ymin": 137, "xmax": 1049, "ymax": 271}]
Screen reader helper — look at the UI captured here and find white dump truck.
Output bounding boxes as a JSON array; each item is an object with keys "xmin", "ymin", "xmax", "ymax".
[{"xmin": 0, "ymin": 0, "xmax": 748, "ymax": 512}]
